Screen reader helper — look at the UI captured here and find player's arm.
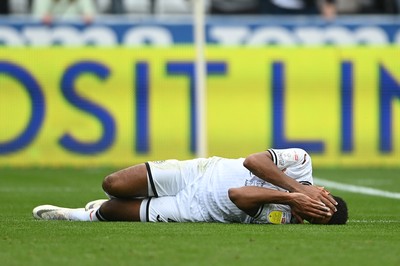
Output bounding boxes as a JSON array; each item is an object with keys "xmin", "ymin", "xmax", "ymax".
[
  {"xmin": 228, "ymin": 186, "xmax": 331, "ymax": 219},
  {"xmin": 243, "ymin": 151, "xmax": 337, "ymax": 212}
]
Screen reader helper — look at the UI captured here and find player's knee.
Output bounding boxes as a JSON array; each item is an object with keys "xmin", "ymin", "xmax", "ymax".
[
  {"xmin": 102, "ymin": 164, "xmax": 148, "ymax": 198},
  {"xmin": 102, "ymin": 173, "xmax": 119, "ymax": 196}
]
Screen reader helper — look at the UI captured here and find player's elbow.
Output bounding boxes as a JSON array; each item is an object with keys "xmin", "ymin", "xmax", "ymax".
[
  {"xmin": 228, "ymin": 187, "xmax": 249, "ymax": 208},
  {"xmin": 228, "ymin": 187, "xmax": 259, "ymax": 216},
  {"xmin": 228, "ymin": 187, "xmax": 241, "ymax": 205},
  {"xmin": 243, "ymin": 153, "xmax": 258, "ymax": 171}
]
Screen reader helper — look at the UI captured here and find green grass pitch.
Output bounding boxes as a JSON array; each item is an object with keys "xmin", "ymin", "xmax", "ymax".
[{"xmin": 1, "ymin": 167, "xmax": 399, "ymax": 266}]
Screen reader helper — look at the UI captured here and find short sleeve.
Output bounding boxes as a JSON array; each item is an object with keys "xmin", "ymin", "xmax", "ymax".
[{"xmin": 267, "ymin": 148, "xmax": 313, "ymax": 185}]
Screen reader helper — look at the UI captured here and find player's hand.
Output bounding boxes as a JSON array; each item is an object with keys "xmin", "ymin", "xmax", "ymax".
[
  {"xmin": 289, "ymin": 192, "xmax": 332, "ymax": 220},
  {"xmin": 296, "ymin": 185, "xmax": 337, "ymax": 213}
]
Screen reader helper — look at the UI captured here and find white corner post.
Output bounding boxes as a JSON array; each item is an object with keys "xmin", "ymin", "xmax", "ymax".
[{"xmin": 193, "ymin": 0, "xmax": 207, "ymax": 158}]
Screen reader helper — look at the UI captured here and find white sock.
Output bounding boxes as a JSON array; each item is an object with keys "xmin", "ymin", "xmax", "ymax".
[
  {"xmin": 68, "ymin": 207, "xmax": 102, "ymax": 222},
  {"xmin": 89, "ymin": 206, "xmax": 108, "ymax": 222}
]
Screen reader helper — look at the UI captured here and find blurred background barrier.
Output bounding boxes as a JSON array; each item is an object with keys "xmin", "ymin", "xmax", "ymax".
[
  {"xmin": 0, "ymin": 15, "xmax": 400, "ymax": 46},
  {"xmin": 0, "ymin": 47, "xmax": 399, "ymax": 167}
]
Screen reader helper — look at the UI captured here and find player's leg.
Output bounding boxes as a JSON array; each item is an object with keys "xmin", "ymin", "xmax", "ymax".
[
  {"xmin": 33, "ymin": 199, "xmax": 143, "ymax": 222},
  {"xmin": 102, "ymin": 163, "xmax": 149, "ymax": 198},
  {"xmin": 96, "ymin": 199, "xmax": 142, "ymax": 221},
  {"xmin": 102, "ymin": 158, "xmax": 208, "ymax": 199},
  {"xmin": 92, "ymin": 195, "xmax": 197, "ymax": 223}
]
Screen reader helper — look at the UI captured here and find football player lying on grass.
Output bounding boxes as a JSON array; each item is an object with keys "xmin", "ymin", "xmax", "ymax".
[{"xmin": 33, "ymin": 148, "xmax": 348, "ymax": 224}]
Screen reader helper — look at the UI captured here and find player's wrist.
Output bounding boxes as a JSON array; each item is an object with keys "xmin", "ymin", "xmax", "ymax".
[
  {"xmin": 288, "ymin": 183, "xmax": 306, "ymax": 194},
  {"xmin": 284, "ymin": 192, "xmax": 299, "ymax": 206}
]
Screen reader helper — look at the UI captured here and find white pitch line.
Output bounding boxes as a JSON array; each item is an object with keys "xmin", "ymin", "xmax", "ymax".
[
  {"xmin": 314, "ymin": 178, "xmax": 400, "ymax": 200},
  {"xmin": 349, "ymin": 220, "xmax": 400, "ymax": 223}
]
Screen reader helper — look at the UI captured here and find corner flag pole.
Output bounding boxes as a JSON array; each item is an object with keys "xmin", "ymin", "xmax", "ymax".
[{"xmin": 193, "ymin": 0, "xmax": 207, "ymax": 158}]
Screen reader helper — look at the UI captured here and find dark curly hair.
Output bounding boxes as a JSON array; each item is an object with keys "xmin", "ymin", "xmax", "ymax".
[{"xmin": 327, "ymin": 196, "xmax": 348, "ymax": 225}]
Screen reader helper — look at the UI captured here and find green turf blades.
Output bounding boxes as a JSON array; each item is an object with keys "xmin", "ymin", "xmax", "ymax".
[{"xmin": 0, "ymin": 167, "xmax": 399, "ymax": 266}]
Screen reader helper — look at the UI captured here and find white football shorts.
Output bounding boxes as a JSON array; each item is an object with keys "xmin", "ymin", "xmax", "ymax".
[{"xmin": 139, "ymin": 158, "xmax": 216, "ymax": 222}]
